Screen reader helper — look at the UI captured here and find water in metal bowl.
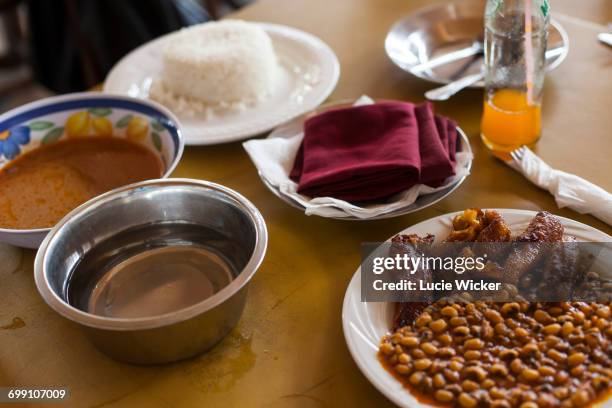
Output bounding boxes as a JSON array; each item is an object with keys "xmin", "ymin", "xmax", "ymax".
[{"xmin": 67, "ymin": 223, "xmax": 237, "ymax": 319}]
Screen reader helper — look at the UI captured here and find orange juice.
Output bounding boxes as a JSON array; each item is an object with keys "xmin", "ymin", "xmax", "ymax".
[{"xmin": 481, "ymin": 89, "xmax": 541, "ymax": 159}]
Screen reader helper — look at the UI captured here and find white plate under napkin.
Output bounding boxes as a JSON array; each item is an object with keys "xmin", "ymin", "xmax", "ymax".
[{"xmin": 243, "ymin": 96, "xmax": 473, "ymax": 220}]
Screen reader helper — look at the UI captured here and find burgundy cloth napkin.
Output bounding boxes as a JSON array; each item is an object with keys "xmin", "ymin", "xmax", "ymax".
[
  {"xmin": 290, "ymin": 101, "xmax": 457, "ymax": 202},
  {"xmin": 416, "ymin": 102, "xmax": 455, "ymax": 187},
  {"xmin": 435, "ymin": 114, "xmax": 458, "ymax": 166},
  {"xmin": 447, "ymin": 119, "xmax": 458, "ymax": 165}
]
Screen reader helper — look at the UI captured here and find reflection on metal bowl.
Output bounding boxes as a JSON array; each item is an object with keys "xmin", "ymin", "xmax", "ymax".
[
  {"xmin": 34, "ymin": 179, "xmax": 267, "ymax": 364},
  {"xmin": 385, "ymin": 0, "xmax": 568, "ymax": 86}
]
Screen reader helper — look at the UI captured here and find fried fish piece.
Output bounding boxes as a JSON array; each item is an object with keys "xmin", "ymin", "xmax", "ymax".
[
  {"xmin": 393, "ymin": 302, "xmax": 431, "ymax": 331},
  {"xmin": 498, "ymin": 211, "xmax": 564, "ymax": 285},
  {"xmin": 515, "ymin": 211, "xmax": 564, "ymax": 243},
  {"xmin": 538, "ymin": 235, "xmax": 600, "ymax": 301},
  {"xmin": 539, "ymin": 238, "xmax": 580, "ymax": 300},
  {"xmin": 443, "ymin": 209, "xmax": 512, "ymax": 281},
  {"xmin": 474, "ymin": 211, "xmax": 514, "ymax": 281},
  {"xmin": 476, "ymin": 210, "xmax": 512, "ymax": 242},
  {"xmin": 390, "ymin": 234, "xmax": 435, "ymax": 330},
  {"xmin": 391, "ymin": 233, "xmax": 435, "ymax": 248},
  {"xmin": 446, "ymin": 208, "xmax": 485, "ymax": 242},
  {"xmin": 445, "ymin": 208, "xmax": 512, "ymax": 243}
]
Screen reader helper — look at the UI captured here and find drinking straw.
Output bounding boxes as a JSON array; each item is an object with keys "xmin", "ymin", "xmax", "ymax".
[{"xmin": 524, "ymin": 0, "xmax": 534, "ymax": 104}]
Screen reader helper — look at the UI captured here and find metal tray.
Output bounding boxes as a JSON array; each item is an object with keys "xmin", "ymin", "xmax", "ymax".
[{"xmin": 385, "ymin": 0, "xmax": 569, "ymax": 87}]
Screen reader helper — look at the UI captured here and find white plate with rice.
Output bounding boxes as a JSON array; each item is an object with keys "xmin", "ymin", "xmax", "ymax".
[{"xmin": 104, "ymin": 21, "xmax": 340, "ymax": 145}]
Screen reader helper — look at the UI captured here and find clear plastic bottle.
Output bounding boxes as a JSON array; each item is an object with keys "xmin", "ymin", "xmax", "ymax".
[{"xmin": 480, "ymin": 0, "xmax": 550, "ymax": 159}]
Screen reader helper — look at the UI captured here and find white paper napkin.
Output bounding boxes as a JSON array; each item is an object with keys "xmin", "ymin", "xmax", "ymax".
[
  {"xmin": 509, "ymin": 147, "xmax": 612, "ymax": 226},
  {"xmin": 243, "ymin": 96, "xmax": 472, "ymax": 219}
]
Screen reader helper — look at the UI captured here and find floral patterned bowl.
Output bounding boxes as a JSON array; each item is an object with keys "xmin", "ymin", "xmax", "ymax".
[{"xmin": 0, "ymin": 92, "xmax": 184, "ymax": 248}]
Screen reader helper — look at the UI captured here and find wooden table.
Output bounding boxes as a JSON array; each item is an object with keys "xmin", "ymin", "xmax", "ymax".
[{"xmin": 1, "ymin": 1, "xmax": 610, "ymax": 407}]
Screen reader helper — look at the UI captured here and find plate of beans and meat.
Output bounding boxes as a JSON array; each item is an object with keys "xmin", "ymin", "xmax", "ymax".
[{"xmin": 342, "ymin": 208, "xmax": 612, "ymax": 408}]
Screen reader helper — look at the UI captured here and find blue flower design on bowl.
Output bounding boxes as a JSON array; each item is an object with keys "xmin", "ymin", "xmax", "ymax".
[{"xmin": 0, "ymin": 126, "xmax": 31, "ymax": 159}]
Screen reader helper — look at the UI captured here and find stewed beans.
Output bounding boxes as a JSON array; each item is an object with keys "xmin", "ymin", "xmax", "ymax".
[{"xmin": 379, "ymin": 302, "xmax": 611, "ymax": 407}]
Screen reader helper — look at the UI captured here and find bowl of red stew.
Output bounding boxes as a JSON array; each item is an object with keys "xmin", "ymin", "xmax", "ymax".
[{"xmin": 0, "ymin": 92, "xmax": 184, "ymax": 248}]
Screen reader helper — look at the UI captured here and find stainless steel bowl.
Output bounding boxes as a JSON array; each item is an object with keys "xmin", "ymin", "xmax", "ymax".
[
  {"xmin": 34, "ymin": 179, "xmax": 267, "ymax": 364},
  {"xmin": 385, "ymin": 0, "xmax": 569, "ymax": 86}
]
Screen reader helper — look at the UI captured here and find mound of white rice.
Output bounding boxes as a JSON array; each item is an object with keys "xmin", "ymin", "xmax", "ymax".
[{"xmin": 156, "ymin": 20, "xmax": 279, "ymax": 106}]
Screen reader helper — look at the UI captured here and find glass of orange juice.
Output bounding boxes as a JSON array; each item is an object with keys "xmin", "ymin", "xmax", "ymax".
[
  {"xmin": 481, "ymin": 88, "xmax": 541, "ymax": 158},
  {"xmin": 481, "ymin": 0, "xmax": 549, "ymax": 159}
]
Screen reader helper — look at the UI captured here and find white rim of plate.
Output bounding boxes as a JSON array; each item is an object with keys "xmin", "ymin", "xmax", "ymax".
[
  {"xmin": 104, "ymin": 22, "xmax": 340, "ymax": 145},
  {"xmin": 342, "ymin": 209, "xmax": 612, "ymax": 408}
]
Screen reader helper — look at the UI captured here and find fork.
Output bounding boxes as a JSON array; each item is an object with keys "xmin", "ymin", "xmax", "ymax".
[
  {"xmin": 508, "ymin": 145, "xmax": 536, "ymax": 176},
  {"xmin": 425, "ymin": 46, "xmax": 566, "ymax": 101},
  {"xmin": 509, "ymin": 145, "xmax": 529, "ymax": 165}
]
